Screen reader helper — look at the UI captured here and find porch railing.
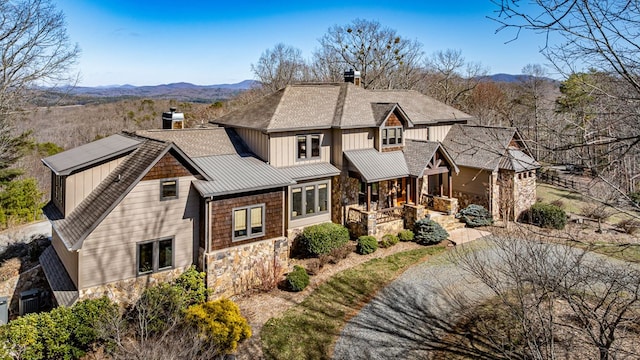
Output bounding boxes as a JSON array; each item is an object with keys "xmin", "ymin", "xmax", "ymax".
[{"xmin": 376, "ymin": 206, "xmax": 404, "ymax": 224}]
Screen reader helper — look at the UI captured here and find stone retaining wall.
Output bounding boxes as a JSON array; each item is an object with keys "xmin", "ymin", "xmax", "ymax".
[{"xmin": 205, "ymin": 237, "xmax": 289, "ymax": 299}]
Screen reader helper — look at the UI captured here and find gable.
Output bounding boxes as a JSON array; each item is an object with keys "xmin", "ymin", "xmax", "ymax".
[{"xmin": 142, "ymin": 151, "xmax": 198, "ymax": 181}]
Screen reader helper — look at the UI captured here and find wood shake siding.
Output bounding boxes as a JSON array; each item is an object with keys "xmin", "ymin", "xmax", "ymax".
[
  {"xmin": 143, "ymin": 152, "xmax": 193, "ymax": 180},
  {"xmin": 78, "ymin": 153, "xmax": 198, "ymax": 289},
  {"xmin": 385, "ymin": 113, "xmax": 402, "ymax": 127},
  {"xmin": 209, "ymin": 189, "xmax": 284, "ymax": 251}
]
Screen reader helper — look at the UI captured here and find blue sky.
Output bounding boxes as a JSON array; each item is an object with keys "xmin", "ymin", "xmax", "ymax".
[{"xmin": 57, "ymin": 0, "xmax": 553, "ymax": 86}]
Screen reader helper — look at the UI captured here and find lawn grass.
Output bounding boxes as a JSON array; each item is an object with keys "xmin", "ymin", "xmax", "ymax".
[
  {"xmin": 260, "ymin": 245, "xmax": 446, "ymax": 360},
  {"xmin": 536, "ymin": 183, "xmax": 635, "ymax": 223},
  {"xmin": 582, "ymin": 242, "xmax": 640, "ymax": 263}
]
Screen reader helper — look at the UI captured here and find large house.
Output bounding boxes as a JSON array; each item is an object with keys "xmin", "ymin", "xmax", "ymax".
[{"xmin": 39, "ymin": 73, "xmax": 539, "ymax": 306}]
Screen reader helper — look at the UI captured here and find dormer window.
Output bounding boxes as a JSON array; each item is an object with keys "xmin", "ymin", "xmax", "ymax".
[
  {"xmin": 297, "ymin": 134, "xmax": 321, "ymax": 160},
  {"xmin": 382, "ymin": 126, "xmax": 403, "ymax": 147}
]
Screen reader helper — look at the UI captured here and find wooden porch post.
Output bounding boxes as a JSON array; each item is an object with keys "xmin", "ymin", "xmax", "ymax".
[
  {"xmin": 448, "ymin": 171, "xmax": 453, "ymax": 198},
  {"xmin": 439, "ymin": 173, "xmax": 444, "ymax": 197},
  {"xmin": 415, "ymin": 177, "xmax": 420, "ymax": 204},
  {"xmin": 366, "ymin": 183, "xmax": 371, "ymax": 212}
]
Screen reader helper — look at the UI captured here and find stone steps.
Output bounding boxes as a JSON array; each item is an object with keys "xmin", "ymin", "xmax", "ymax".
[{"xmin": 429, "ymin": 213, "xmax": 466, "ymax": 232}]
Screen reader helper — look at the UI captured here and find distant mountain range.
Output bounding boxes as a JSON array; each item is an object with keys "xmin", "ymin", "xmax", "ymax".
[{"xmin": 483, "ymin": 73, "xmax": 558, "ymax": 84}]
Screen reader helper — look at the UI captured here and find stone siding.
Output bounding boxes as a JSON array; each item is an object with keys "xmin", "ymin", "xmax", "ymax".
[
  {"xmin": 432, "ymin": 196, "xmax": 458, "ymax": 215},
  {"xmin": 453, "ymin": 191, "xmax": 489, "ymax": 212},
  {"xmin": 403, "ymin": 204, "xmax": 425, "ymax": 231},
  {"xmin": 79, "ymin": 266, "xmax": 188, "ymax": 306},
  {"xmin": 514, "ymin": 172, "xmax": 537, "ymax": 220},
  {"xmin": 205, "ymin": 237, "xmax": 289, "ymax": 299},
  {"xmin": 374, "ymin": 219, "xmax": 404, "ymax": 239}
]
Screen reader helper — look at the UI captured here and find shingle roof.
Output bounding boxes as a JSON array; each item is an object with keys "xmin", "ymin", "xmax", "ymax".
[
  {"xmin": 277, "ymin": 162, "xmax": 341, "ymax": 181},
  {"xmin": 212, "ymin": 83, "xmax": 472, "ymax": 132},
  {"xmin": 50, "ymin": 140, "xmax": 174, "ymax": 250},
  {"xmin": 192, "ymin": 155, "xmax": 295, "ymax": 197},
  {"xmin": 344, "ymin": 149, "xmax": 409, "ymax": 182},
  {"xmin": 442, "ymin": 124, "xmax": 539, "ymax": 172},
  {"xmin": 42, "ymin": 134, "xmax": 141, "ymax": 175},
  {"xmin": 403, "ymin": 140, "xmax": 459, "ymax": 177},
  {"xmin": 500, "ymin": 149, "xmax": 540, "ymax": 172},
  {"xmin": 135, "ymin": 127, "xmax": 239, "ymax": 158},
  {"xmin": 39, "ymin": 246, "xmax": 78, "ymax": 307}
]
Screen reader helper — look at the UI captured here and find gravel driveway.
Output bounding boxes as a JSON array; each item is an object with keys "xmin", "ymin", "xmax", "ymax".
[
  {"xmin": 333, "ymin": 238, "xmax": 639, "ymax": 360},
  {"xmin": 333, "ymin": 240, "xmax": 495, "ymax": 359}
]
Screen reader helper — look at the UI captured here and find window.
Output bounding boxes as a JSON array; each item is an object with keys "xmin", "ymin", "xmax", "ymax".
[
  {"xmin": 233, "ymin": 204, "xmax": 265, "ymax": 241},
  {"xmin": 381, "ymin": 126, "xmax": 403, "ymax": 147},
  {"xmin": 297, "ymin": 134, "xmax": 321, "ymax": 160},
  {"xmin": 290, "ymin": 181, "xmax": 330, "ymax": 219},
  {"xmin": 160, "ymin": 179, "xmax": 178, "ymax": 200},
  {"xmin": 137, "ymin": 238, "xmax": 173, "ymax": 275}
]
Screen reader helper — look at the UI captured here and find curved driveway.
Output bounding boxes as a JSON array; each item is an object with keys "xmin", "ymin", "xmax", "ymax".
[
  {"xmin": 333, "ymin": 242, "xmax": 494, "ymax": 359},
  {"xmin": 333, "ymin": 238, "xmax": 637, "ymax": 360}
]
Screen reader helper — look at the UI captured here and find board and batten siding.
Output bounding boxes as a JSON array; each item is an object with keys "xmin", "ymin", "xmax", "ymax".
[
  {"xmin": 269, "ymin": 130, "xmax": 332, "ymax": 167},
  {"xmin": 404, "ymin": 127, "xmax": 429, "ymax": 141},
  {"xmin": 78, "ymin": 175, "xmax": 198, "ymax": 289},
  {"xmin": 51, "ymin": 231, "xmax": 79, "ymax": 287},
  {"xmin": 235, "ymin": 128, "xmax": 269, "ymax": 161},
  {"xmin": 428, "ymin": 125, "xmax": 452, "ymax": 142},
  {"xmin": 341, "ymin": 129, "xmax": 374, "ymax": 152},
  {"xmin": 64, "ymin": 158, "xmax": 125, "ymax": 216}
]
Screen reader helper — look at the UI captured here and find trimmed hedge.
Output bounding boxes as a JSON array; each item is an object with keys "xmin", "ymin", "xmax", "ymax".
[
  {"xmin": 379, "ymin": 234, "xmax": 399, "ymax": 248},
  {"xmin": 413, "ymin": 218, "xmax": 449, "ymax": 245},
  {"xmin": 286, "ymin": 265, "xmax": 310, "ymax": 292},
  {"xmin": 398, "ymin": 229, "xmax": 415, "ymax": 242},
  {"xmin": 300, "ymin": 222, "xmax": 350, "ymax": 257},
  {"xmin": 529, "ymin": 203, "xmax": 567, "ymax": 230},
  {"xmin": 356, "ymin": 236, "xmax": 378, "ymax": 255},
  {"xmin": 457, "ymin": 204, "xmax": 493, "ymax": 227}
]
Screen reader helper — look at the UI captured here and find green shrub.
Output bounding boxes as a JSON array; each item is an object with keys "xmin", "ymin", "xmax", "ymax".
[
  {"xmin": 529, "ymin": 203, "xmax": 567, "ymax": 230},
  {"xmin": 71, "ymin": 297, "xmax": 119, "ymax": 347},
  {"xmin": 300, "ymin": 222, "xmax": 349, "ymax": 257},
  {"xmin": 0, "ymin": 313, "xmax": 43, "ymax": 360},
  {"xmin": 413, "ymin": 218, "xmax": 449, "ymax": 245},
  {"xmin": 456, "ymin": 204, "xmax": 493, "ymax": 227},
  {"xmin": 184, "ymin": 299, "xmax": 251, "ymax": 354},
  {"xmin": 286, "ymin": 265, "xmax": 310, "ymax": 292},
  {"xmin": 398, "ymin": 229, "xmax": 415, "ymax": 242},
  {"xmin": 134, "ymin": 282, "xmax": 186, "ymax": 336},
  {"xmin": 173, "ymin": 266, "xmax": 210, "ymax": 306},
  {"xmin": 356, "ymin": 235, "xmax": 378, "ymax": 255},
  {"xmin": 379, "ymin": 234, "xmax": 399, "ymax": 248},
  {"xmin": 0, "ymin": 178, "xmax": 43, "ymax": 229}
]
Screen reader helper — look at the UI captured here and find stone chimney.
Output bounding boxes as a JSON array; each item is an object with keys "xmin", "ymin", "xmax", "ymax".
[
  {"xmin": 162, "ymin": 107, "xmax": 184, "ymax": 130},
  {"xmin": 344, "ymin": 69, "xmax": 361, "ymax": 87}
]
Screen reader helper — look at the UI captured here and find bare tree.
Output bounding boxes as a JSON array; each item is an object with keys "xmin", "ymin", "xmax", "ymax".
[
  {"xmin": 422, "ymin": 49, "xmax": 488, "ymax": 106},
  {"xmin": 313, "ymin": 18, "xmax": 424, "ymax": 89},
  {"xmin": 0, "ymin": 0, "xmax": 79, "ymax": 182},
  {"xmin": 491, "ymin": 0, "xmax": 640, "ymax": 200},
  {"xmin": 251, "ymin": 43, "xmax": 309, "ymax": 93}
]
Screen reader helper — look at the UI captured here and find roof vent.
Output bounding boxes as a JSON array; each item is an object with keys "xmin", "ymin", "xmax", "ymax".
[
  {"xmin": 344, "ymin": 69, "xmax": 361, "ymax": 87},
  {"xmin": 162, "ymin": 108, "xmax": 184, "ymax": 130}
]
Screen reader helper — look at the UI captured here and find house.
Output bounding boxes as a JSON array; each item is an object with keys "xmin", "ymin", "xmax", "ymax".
[
  {"xmin": 211, "ymin": 77, "xmax": 472, "ymax": 237},
  {"xmin": 39, "ymin": 73, "xmax": 538, "ymax": 306},
  {"xmin": 442, "ymin": 124, "xmax": 540, "ymax": 220},
  {"xmin": 40, "ymin": 127, "xmax": 291, "ymax": 305}
]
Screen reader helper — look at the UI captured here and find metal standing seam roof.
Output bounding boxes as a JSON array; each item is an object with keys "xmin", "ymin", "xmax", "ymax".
[
  {"xmin": 500, "ymin": 149, "xmax": 540, "ymax": 172},
  {"xmin": 42, "ymin": 134, "xmax": 142, "ymax": 175},
  {"xmin": 276, "ymin": 162, "xmax": 341, "ymax": 181},
  {"xmin": 191, "ymin": 154, "xmax": 295, "ymax": 197},
  {"xmin": 50, "ymin": 140, "xmax": 177, "ymax": 250},
  {"xmin": 344, "ymin": 148, "xmax": 409, "ymax": 182}
]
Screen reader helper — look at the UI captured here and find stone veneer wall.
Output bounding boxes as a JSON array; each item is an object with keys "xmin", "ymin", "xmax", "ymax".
[
  {"xmin": 453, "ymin": 190, "xmax": 489, "ymax": 212},
  {"xmin": 205, "ymin": 237, "xmax": 288, "ymax": 299},
  {"xmin": 432, "ymin": 196, "xmax": 459, "ymax": 215},
  {"xmin": 79, "ymin": 267, "xmax": 188, "ymax": 306},
  {"xmin": 513, "ymin": 172, "xmax": 537, "ymax": 220}
]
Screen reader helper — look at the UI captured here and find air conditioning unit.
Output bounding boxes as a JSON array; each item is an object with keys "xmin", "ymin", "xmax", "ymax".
[
  {"xmin": 19, "ymin": 289, "xmax": 40, "ymax": 316},
  {"xmin": 0, "ymin": 296, "xmax": 7, "ymax": 325}
]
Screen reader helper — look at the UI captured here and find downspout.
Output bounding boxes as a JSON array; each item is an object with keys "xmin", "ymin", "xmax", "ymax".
[{"xmin": 202, "ymin": 198, "xmax": 210, "ymax": 275}]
